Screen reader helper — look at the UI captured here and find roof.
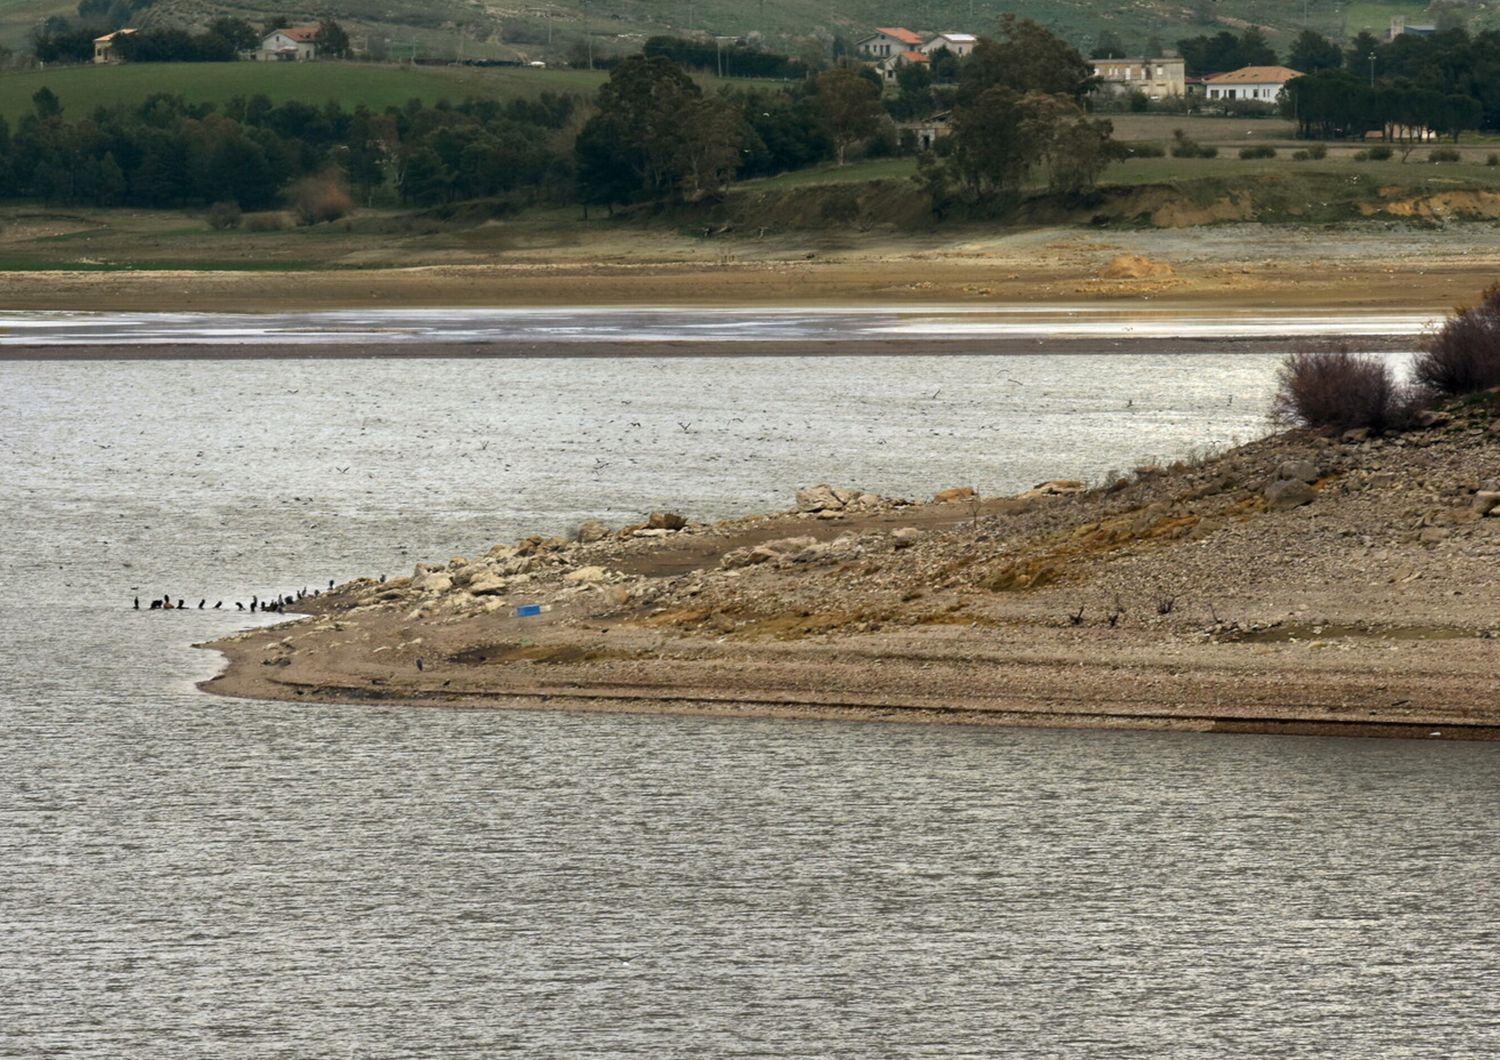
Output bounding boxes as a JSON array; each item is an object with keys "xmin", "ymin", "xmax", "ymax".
[
  {"xmin": 1206, "ymin": 65, "xmax": 1304, "ymax": 84},
  {"xmin": 874, "ymin": 27, "xmax": 924, "ymax": 45},
  {"xmin": 270, "ymin": 25, "xmax": 321, "ymax": 42},
  {"xmin": 93, "ymin": 28, "xmax": 137, "ymax": 43},
  {"xmin": 1091, "ymin": 56, "xmax": 1184, "ymax": 66},
  {"xmin": 932, "ymin": 32, "xmax": 977, "ymax": 42},
  {"xmin": 902, "ymin": 51, "xmax": 928, "ymax": 63}
]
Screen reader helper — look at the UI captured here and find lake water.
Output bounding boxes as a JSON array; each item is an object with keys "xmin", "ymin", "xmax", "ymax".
[{"xmin": 3, "ymin": 339, "xmax": 1497, "ymax": 1057}]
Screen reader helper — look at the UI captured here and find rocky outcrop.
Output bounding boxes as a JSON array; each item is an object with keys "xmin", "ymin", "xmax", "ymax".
[{"xmin": 1264, "ymin": 478, "xmax": 1316, "ymax": 511}]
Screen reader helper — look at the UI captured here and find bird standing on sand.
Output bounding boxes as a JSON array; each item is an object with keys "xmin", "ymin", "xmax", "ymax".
[
  {"xmin": 198, "ymin": 599, "xmax": 205, "ymax": 609},
  {"xmin": 416, "ymin": 658, "xmax": 424, "ymax": 672},
  {"xmin": 134, "ymin": 597, "xmax": 139, "ymax": 610},
  {"xmin": 215, "ymin": 601, "xmax": 222, "ymax": 609},
  {"xmin": 237, "ymin": 602, "xmax": 244, "ymax": 611}
]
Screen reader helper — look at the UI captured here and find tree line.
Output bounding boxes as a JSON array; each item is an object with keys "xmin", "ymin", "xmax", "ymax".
[
  {"xmin": 2, "ymin": 19, "xmax": 1122, "ymax": 218},
  {"xmin": 32, "ymin": 10, "xmax": 350, "ymax": 63}
]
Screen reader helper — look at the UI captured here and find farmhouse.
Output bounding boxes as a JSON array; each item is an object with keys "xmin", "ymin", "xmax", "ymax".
[
  {"xmin": 1204, "ymin": 65, "xmax": 1304, "ymax": 104},
  {"xmin": 856, "ymin": 27, "xmax": 923, "ymax": 60},
  {"xmin": 92, "ymin": 28, "xmax": 136, "ymax": 64},
  {"xmin": 254, "ymin": 26, "xmax": 320, "ymax": 62},
  {"xmin": 1091, "ymin": 56, "xmax": 1186, "ymax": 100}
]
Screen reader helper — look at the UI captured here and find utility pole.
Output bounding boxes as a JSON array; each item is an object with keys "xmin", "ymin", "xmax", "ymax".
[{"xmin": 1368, "ymin": 51, "xmax": 1375, "ymax": 87}]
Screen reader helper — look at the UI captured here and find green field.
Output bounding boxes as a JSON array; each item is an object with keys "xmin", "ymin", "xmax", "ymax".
[{"xmin": 0, "ymin": 62, "xmax": 615, "ymax": 120}]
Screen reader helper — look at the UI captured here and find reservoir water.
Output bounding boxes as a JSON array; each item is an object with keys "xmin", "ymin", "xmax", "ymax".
[{"xmin": 3, "ymin": 338, "xmax": 1497, "ymax": 1057}]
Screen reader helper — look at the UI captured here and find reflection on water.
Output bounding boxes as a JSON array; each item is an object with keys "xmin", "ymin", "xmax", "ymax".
[
  {"xmin": 2, "ymin": 352, "xmax": 1496, "ymax": 1057},
  {"xmin": 0, "ymin": 306, "xmax": 1436, "ymax": 346}
]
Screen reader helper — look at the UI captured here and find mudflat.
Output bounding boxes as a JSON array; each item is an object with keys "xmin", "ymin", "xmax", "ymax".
[
  {"xmin": 1, "ymin": 222, "xmax": 1497, "ymax": 314},
  {"xmin": 201, "ymin": 395, "xmax": 1500, "ymax": 741}
]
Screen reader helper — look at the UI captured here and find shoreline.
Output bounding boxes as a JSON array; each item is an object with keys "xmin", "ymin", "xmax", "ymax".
[
  {"xmin": 199, "ymin": 396, "xmax": 1500, "ymax": 742},
  {"xmin": 0, "ymin": 334, "xmax": 1426, "ymax": 360}
]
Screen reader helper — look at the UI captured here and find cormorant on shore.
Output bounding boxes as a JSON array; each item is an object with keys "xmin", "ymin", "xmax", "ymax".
[
  {"xmin": 150, "ymin": 599, "xmax": 162, "ymax": 610},
  {"xmin": 134, "ymin": 596, "xmax": 139, "ymax": 610},
  {"xmin": 177, "ymin": 599, "xmax": 185, "ymax": 610},
  {"xmin": 416, "ymin": 658, "xmax": 424, "ymax": 672},
  {"xmin": 214, "ymin": 601, "xmax": 223, "ymax": 609},
  {"xmin": 250, "ymin": 600, "xmax": 257, "ymax": 613},
  {"xmin": 328, "ymin": 579, "xmax": 334, "ymax": 589},
  {"xmin": 236, "ymin": 602, "xmax": 244, "ymax": 611},
  {"xmin": 198, "ymin": 599, "xmax": 205, "ymax": 609}
]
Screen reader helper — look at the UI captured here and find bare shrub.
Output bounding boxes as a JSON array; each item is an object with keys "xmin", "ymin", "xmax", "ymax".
[
  {"xmin": 288, "ymin": 172, "xmax": 354, "ymax": 226},
  {"xmin": 1416, "ymin": 286, "xmax": 1500, "ymax": 395},
  {"xmin": 1272, "ymin": 350, "xmax": 1413, "ymax": 434},
  {"xmin": 242, "ymin": 211, "xmax": 287, "ymax": 232},
  {"xmin": 1429, "ymin": 147, "xmax": 1461, "ymax": 164},
  {"xmin": 206, "ymin": 201, "xmax": 241, "ymax": 230}
]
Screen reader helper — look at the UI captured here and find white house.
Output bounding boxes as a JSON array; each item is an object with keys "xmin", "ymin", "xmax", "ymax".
[
  {"xmin": 1204, "ymin": 65, "xmax": 1304, "ymax": 104},
  {"xmin": 93, "ymin": 28, "xmax": 136, "ymax": 63},
  {"xmin": 254, "ymin": 25, "xmax": 320, "ymax": 62},
  {"xmin": 919, "ymin": 32, "xmax": 977, "ymax": 58}
]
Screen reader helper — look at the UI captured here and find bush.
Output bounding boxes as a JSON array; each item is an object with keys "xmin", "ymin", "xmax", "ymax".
[
  {"xmin": 206, "ymin": 201, "xmax": 241, "ymax": 230},
  {"xmin": 288, "ymin": 173, "xmax": 354, "ymax": 226},
  {"xmin": 1429, "ymin": 147, "xmax": 1461, "ymax": 163},
  {"xmin": 242, "ymin": 211, "xmax": 287, "ymax": 232},
  {"xmin": 1291, "ymin": 149, "xmax": 1310, "ymax": 161},
  {"xmin": 1121, "ymin": 140, "xmax": 1166, "ymax": 158},
  {"xmin": 1415, "ymin": 286, "xmax": 1500, "ymax": 395},
  {"xmin": 1367, "ymin": 144, "xmax": 1393, "ymax": 161},
  {"xmin": 1239, "ymin": 145, "xmax": 1276, "ymax": 159},
  {"xmin": 1272, "ymin": 350, "xmax": 1413, "ymax": 434},
  {"xmin": 1306, "ymin": 143, "xmax": 1327, "ymax": 159},
  {"xmin": 1170, "ymin": 129, "xmax": 1217, "ymax": 159},
  {"xmin": 1487, "ymin": 153, "xmax": 1499, "ymax": 166}
]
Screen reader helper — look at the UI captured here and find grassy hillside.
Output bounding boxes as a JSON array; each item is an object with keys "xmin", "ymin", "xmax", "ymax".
[
  {"xmin": 0, "ymin": 61, "xmax": 791, "ymax": 120},
  {"xmin": 0, "ymin": 0, "xmax": 1478, "ymax": 67}
]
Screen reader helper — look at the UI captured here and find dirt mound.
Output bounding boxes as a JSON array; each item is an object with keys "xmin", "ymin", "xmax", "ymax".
[
  {"xmin": 1359, "ymin": 190, "xmax": 1500, "ymax": 220},
  {"xmin": 1100, "ymin": 254, "xmax": 1175, "ymax": 280}
]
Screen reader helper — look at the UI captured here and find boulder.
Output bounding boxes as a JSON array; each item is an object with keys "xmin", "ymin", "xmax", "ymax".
[
  {"xmin": 564, "ymin": 565, "xmax": 607, "ymax": 584},
  {"xmin": 1489, "ymin": 419, "xmax": 1500, "ymax": 436},
  {"xmin": 831, "ymin": 488, "xmax": 862, "ymax": 508},
  {"xmin": 1032, "ymin": 479, "xmax": 1086, "ymax": 495},
  {"xmin": 468, "ymin": 572, "xmax": 507, "ymax": 596},
  {"xmin": 447, "ymin": 556, "xmax": 469, "ymax": 570},
  {"xmin": 1277, "ymin": 460, "xmax": 1319, "ymax": 485},
  {"xmin": 576, "ymin": 519, "xmax": 611, "ymax": 544},
  {"xmin": 412, "ymin": 571, "xmax": 453, "ymax": 594},
  {"xmin": 632, "ymin": 528, "xmax": 671, "ymax": 538},
  {"xmin": 1415, "ymin": 410, "xmax": 1450, "ymax": 429},
  {"xmin": 647, "ymin": 511, "xmax": 688, "ymax": 531},
  {"xmin": 1264, "ymin": 479, "xmax": 1316, "ymax": 511},
  {"xmin": 1342, "ymin": 428, "xmax": 1371, "ymax": 443},
  {"xmin": 764, "ymin": 535, "xmax": 817, "ymax": 555},
  {"xmin": 933, "ymin": 486, "xmax": 976, "ymax": 504},
  {"xmin": 891, "ymin": 527, "xmax": 922, "ymax": 549},
  {"xmin": 1419, "ymin": 526, "xmax": 1451, "ymax": 545},
  {"xmin": 1473, "ymin": 491, "xmax": 1500, "ymax": 517},
  {"xmin": 796, "ymin": 484, "xmax": 843, "ymax": 513}
]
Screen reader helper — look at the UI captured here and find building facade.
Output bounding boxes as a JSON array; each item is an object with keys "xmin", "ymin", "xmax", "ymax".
[
  {"xmin": 1090, "ymin": 57, "xmax": 1186, "ymax": 100},
  {"xmin": 254, "ymin": 26, "xmax": 320, "ymax": 61}
]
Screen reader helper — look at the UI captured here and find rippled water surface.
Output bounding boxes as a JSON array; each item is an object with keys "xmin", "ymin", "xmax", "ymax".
[{"xmin": 3, "ymin": 346, "xmax": 1497, "ymax": 1057}]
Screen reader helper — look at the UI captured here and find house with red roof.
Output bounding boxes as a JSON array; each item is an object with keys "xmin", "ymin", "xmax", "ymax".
[{"xmin": 254, "ymin": 25, "xmax": 320, "ymax": 62}]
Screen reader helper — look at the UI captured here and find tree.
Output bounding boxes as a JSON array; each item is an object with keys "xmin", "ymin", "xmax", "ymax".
[
  {"xmin": 1020, "ymin": 94, "xmax": 1115, "ymax": 193},
  {"xmin": 207, "ymin": 17, "xmax": 260, "ymax": 53},
  {"xmin": 316, "ymin": 19, "xmax": 351, "ymax": 59},
  {"xmin": 1345, "ymin": 32, "xmax": 1382, "ymax": 76},
  {"xmin": 813, "ymin": 65, "xmax": 882, "ymax": 165},
  {"xmin": 946, "ymin": 85, "xmax": 1031, "ymax": 194},
  {"xmin": 1289, "ymin": 30, "xmax": 1342, "ymax": 73},
  {"xmin": 963, "ymin": 16, "xmax": 1096, "ymax": 101},
  {"xmin": 1091, "ymin": 30, "xmax": 1126, "ymax": 60},
  {"xmin": 32, "ymin": 87, "xmax": 62, "ymax": 120},
  {"xmin": 1238, "ymin": 29, "xmax": 1277, "ymax": 67}
]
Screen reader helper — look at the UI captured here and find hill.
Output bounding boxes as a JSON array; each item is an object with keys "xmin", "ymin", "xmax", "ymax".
[{"xmin": 0, "ymin": 0, "xmax": 1471, "ymax": 69}]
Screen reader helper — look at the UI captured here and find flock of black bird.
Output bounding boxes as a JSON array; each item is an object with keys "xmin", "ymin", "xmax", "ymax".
[{"xmin": 135, "ymin": 580, "xmax": 337, "ymax": 613}]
